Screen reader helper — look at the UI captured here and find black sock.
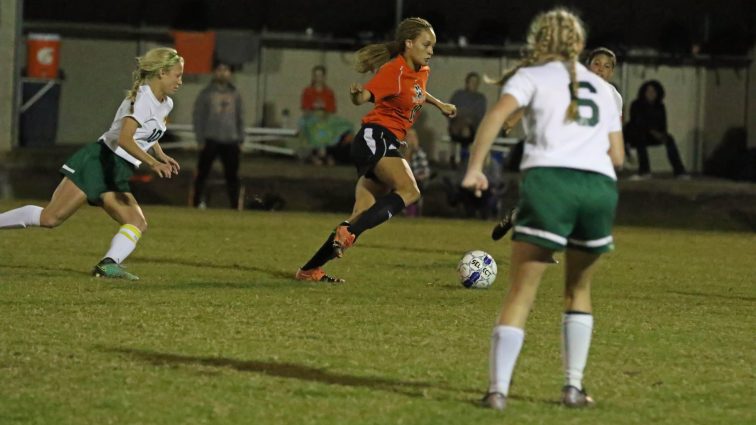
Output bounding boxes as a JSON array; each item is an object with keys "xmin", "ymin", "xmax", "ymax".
[
  {"xmin": 99, "ymin": 257, "xmax": 116, "ymax": 265},
  {"xmin": 301, "ymin": 232, "xmax": 337, "ymax": 270},
  {"xmin": 348, "ymin": 193, "xmax": 406, "ymax": 237}
]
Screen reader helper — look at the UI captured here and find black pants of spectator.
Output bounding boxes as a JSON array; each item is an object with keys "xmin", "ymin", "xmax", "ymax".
[
  {"xmin": 635, "ymin": 134, "xmax": 687, "ymax": 176},
  {"xmin": 193, "ymin": 139, "xmax": 241, "ymax": 209}
]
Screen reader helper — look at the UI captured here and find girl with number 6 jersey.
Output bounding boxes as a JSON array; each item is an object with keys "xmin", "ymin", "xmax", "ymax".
[{"xmin": 462, "ymin": 8, "xmax": 625, "ymax": 411}]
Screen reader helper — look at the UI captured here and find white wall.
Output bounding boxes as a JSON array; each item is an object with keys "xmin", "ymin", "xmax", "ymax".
[
  {"xmin": 703, "ymin": 67, "xmax": 749, "ymax": 158},
  {"xmin": 56, "ymin": 39, "xmax": 135, "ymax": 144}
]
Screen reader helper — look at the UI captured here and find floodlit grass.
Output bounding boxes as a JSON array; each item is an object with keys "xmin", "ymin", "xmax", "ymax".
[{"xmin": 0, "ymin": 201, "xmax": 754, "ymax": 425}]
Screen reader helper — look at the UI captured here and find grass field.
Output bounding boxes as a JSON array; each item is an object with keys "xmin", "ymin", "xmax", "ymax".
[{"xmin": 1, "ymin": 200, "xmax": 754, "ymax": 425}]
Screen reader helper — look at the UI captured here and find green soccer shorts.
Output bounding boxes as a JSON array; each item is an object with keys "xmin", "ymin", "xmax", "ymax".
[
  {"xmin": 512, "ymin": 167, "xmax": 618, "ymax": 254},
  {"xmin": 60, "ymin": 141, "xmax": 135, "ymax": 205}
]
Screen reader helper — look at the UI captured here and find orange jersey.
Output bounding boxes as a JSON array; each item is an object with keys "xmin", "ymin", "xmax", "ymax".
[{"xmin": 362, "ymin": 55, "xmax": 429, "ymax": 140}]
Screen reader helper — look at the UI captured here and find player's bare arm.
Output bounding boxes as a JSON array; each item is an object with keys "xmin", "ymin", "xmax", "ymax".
[
  {"xmin": 349, "ymin": 83, "xmax": 372, "ymax": 105},
  {"xmin": 117, "ymin": 117, "xmax": 173, "ymax": 178},
  {"xmin": 425, "ymin": 91, "xmax": 457, "ymax": 117}
]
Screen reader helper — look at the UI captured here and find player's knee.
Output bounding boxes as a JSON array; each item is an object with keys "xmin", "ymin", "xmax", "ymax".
[
  {"xmin": 564, "ymin": 286, "xmax": 576, "ymax": 301},
  {"xmin": 39, "ymin": 209, "xmax": 64, "ymax": 228},
  {"xmin": 133, "ymin": 219, "xmax": 148, "ymax": 234},
  {"xmin": 564, "ymin": 282, "xmax": 589, "ymax": 298},
  {"xmin": 398, "ymin": 185, "xmax": 421, "ymax": 205},
  {"xmin": 408, "ymin": 190, "xmax": 422, "ymax": 206}
]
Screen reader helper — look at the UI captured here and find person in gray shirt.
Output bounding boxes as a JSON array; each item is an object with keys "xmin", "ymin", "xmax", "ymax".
[
  {"xmin": 192, "ymin": 61, "xmax": 245, "ymax": 209},
  {"xmin": 448, "ymin": 72, "xmax": 487, "ymax": 167}
]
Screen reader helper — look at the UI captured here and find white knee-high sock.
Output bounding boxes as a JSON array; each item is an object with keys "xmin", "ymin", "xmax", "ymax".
[
  {"xmin": 489, "ymin": 325, "xmax": 525, "ymax": 395},
  {"xmin": 0, "ymin": 205, "xmax": 43, "ymax": 229},
  {"xmin": 562, "ymin": 312, "xmax": 593, "ymax": 390},
  {"xmin": 103, "ymin": 224, "xmax": 142, "ymax": 264}
]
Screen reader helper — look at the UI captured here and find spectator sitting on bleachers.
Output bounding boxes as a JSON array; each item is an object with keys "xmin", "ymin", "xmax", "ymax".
[
  {"xmin": 624, "ymin": 80, "xmax": 689, "ymax": 180},
  {"xmin": 300, "ymin": 65, "xmax": 340, "ymax": 165}
]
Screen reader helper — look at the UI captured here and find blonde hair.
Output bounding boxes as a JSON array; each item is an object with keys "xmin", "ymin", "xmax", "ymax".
[
  {"xmin": 489, "ymin": 8, "xmax": 586, "ymax": 122},
  {"xmin": 354, "ymin": 17, "xmax": 433, "ymax": 73},
  {"xmin": 127, "ymin": 47, "xmax": 184, "ymax": 111}
]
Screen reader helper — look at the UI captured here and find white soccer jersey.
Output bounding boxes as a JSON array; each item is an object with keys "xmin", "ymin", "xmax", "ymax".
[
  {"xmin": 99, "ymin": 85, "xmax": 173, "ymax": 167},
  {"xmin": 502, "ymin": 61, "xmax": 622, "ymax": 179}
]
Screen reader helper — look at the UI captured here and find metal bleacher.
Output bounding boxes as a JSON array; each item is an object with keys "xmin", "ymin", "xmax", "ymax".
[{"xmin": 164, "ymin": 124, "xmax": 299, "ymax": 156}]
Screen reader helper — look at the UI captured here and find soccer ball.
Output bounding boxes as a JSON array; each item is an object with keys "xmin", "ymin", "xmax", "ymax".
[{"xmin": 457, "ymin": 250, "xmax": 498, "ymax": 289}]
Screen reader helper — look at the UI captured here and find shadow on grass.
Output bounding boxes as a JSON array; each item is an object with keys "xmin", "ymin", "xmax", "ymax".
[
  {"xmin": 0, "ymin": 415, "xmax": 31, "ymax": 422},
  {"xmin": 137, "ymin": 256, "xmax": 293, "ymax": 280},
  {"xmin": 667, "ymin": 290, "xmax": 756, "ymax": 303},
  {"xmin": 106, "ymin": 347, "xmax": 477, "ymax": 401},
  {"xmin": 114, "ymin": 281, "xmax": 296, "ymax": 291},
  {"xmin": 0, "ymin": 263, "xmax": 91, "ymax": 277}
]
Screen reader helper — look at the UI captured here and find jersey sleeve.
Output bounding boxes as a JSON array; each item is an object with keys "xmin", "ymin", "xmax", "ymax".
[
  {"xmin": 364, "ymin": 62, "xmax": 401, "ymax": 101},
  {"xmin": 128, "ymin": 92, "xmax": 152, "ymax": 127},
  {"xmin": 501, "ymin": 70, "xmax": 535, "ymax": 108}
]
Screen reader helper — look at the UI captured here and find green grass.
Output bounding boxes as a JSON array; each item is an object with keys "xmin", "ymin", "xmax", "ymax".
[{"xmin": 0, "ymin": 200, "xmax": 754, "ymax": 425}]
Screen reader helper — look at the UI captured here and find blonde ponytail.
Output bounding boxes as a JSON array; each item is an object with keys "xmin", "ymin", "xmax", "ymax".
[{"xmin": 565, "ymin": 59, "xmax": 580, "ymax": 122}]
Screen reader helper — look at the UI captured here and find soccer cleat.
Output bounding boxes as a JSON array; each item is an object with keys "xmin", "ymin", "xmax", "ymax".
[
  {"xmin": 295, "ymin": 267, "xmax": 345, "ymax": 283},
  {"xmin": 480, "ymin": 392, "xmax": 507, "ymax": 411},
  {"xmin": 92, "ymin": 262, "xmax": 139, "ymax": 281},
  {"xmin": 561, "ymin": 385, "xmax": 595, "ymax": 408},
  {"xmin": 491, "ymin": 208, "xmax": 518, "ymax": 241},
  {"xmin": 332, "ymin": 225, "xmax": 356, "ymax": 258}
]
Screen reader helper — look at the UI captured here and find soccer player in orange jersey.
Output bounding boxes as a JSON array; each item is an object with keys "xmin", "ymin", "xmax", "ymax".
[{"xmin": 295, "ymin": 17, "xmax": 457, "ymax": 283}]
